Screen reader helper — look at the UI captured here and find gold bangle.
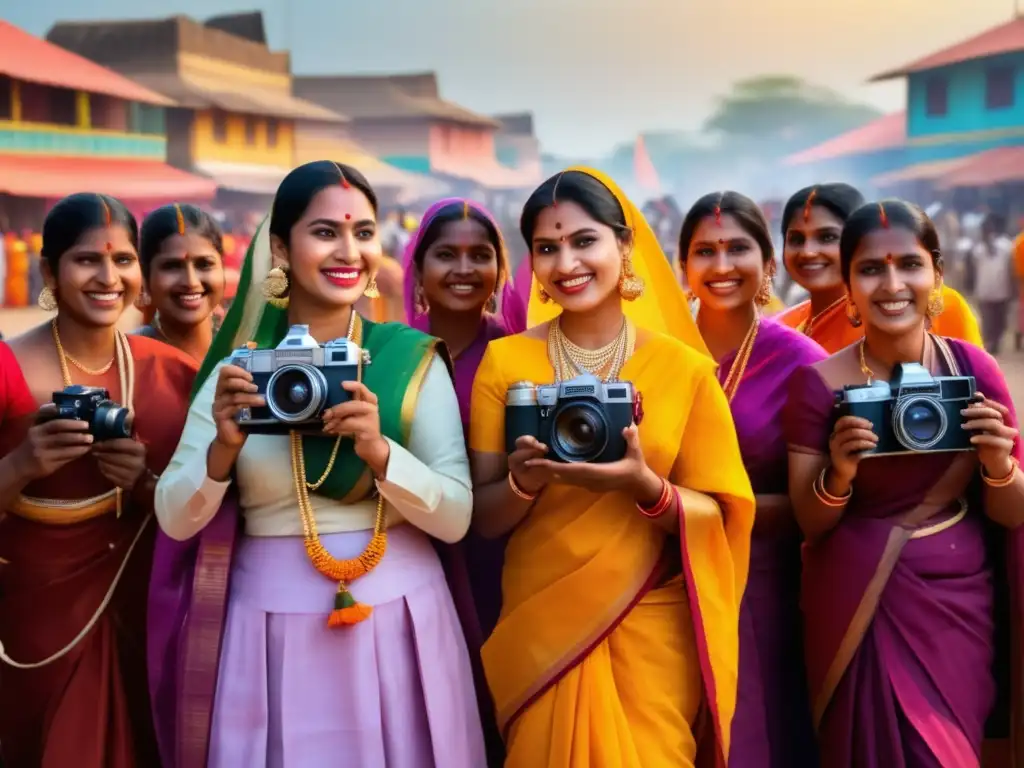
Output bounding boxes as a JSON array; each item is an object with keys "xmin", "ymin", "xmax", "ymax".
[
  {"xmin": 981, "ymin": 457, "xmax": 1019, "ymax": 488},
  {"xmin": 508, "ymin": 472, "xmax": 538, "ymax": 501},
  {"xmin": 814, "ymin": 465, "xmax": 851, "ymax": 507}
]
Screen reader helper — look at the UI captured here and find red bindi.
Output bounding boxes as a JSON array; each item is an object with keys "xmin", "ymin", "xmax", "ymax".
[
  {"xmin": 345, "ymin": 213, "xmax": 351, "ymax": 221},
  {"xmin": 555, "ymin": 222, "xmax": 562, "ymax": 230},
  {"xmin": 105, "ymin": 242, "xmax": 113, "ymax": 253},
  {"xmin": 714, "ymin": 205, "xmax": 722, "ymax": 226},
  {"xmin": 885, "ymin": 253, "xmax": 894, "ymax": 266},
  {"xmin": 718, "ymin": 238, "xmax": 725, "ymax": 245}
]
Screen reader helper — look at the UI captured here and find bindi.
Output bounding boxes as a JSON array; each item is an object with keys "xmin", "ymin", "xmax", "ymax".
[{"xmin": 803, "ymin": 188, "xmax": 818, "ymax": 223}]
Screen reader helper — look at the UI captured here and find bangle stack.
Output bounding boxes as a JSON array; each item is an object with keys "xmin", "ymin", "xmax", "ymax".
[
  {"xmin": 814, "ymin": 466, "xmax": 851, "ymax": 507},
  {"xmin": 637, "ymin": 478, "xmax": 672, "ymax": 519},
  {"xmin": 981, "ymin": 457, "xmax": 1020, "ymax": 488},
  {"xmin": 508, "ymin": 472, "xmax": 538, "ymax": 501}
]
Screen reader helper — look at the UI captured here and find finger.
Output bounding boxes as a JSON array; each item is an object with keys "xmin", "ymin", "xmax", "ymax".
[
  {"xmin": 961, "ymin": 406, "xmax": 1005, "ymax": 422},
  {"xmin": 515, "ymin": 435, "xmax": 548, "ymax": 453},
  {"xmin": 94, "ymin": 452, "xmax": 144, "ymax": 470},
  {"xmin": 622, "ymin": 425, "xmax": 641, "ymax": 455},
  {"xmin": 37, "ymin": 403, "xmax": 58, "ymax": 417},
  {"xmin": 46, "ymin": 445, "xmax": 94, "ymax": 463},
  {"xmin": 218, "ymin": 378, "xmax": 260, "ymax": 396},
  {"xmin": 38, "ymin": 418, "xmax": 91, "ymax": 434},
  {"xmin": 41, "ymin": 431, "xmax": 94, "ymax": 448},
  {"xmin": 840, "ymin": 440, "xmax": 877, "ymax": 455},
  {"xmin": 834, "ymin": 416, "xmax": 875, "ymax": 432},
  {"xmin": 983, "ymin": 398, "xmax": 1012, "ymax": 418},
  {"xmin": 220, "ymin": 365, "xmax": 254, "ymax": 382},
  {"xmin": 92, "ymin": 438, "xmax": 145, "ymax": 454},
  {"xmin": 225, "ymin": 393, "xmax": 265, "ymax": 409},
  {"xmin": 509, "ymin": 448, "xmax": 548, "ymax": 466},
  {"xmin": 835, "ymin": 429, "xmax": 878, "ymax": 446},
  {"xmin": 523, "ymin": 458, "xmax": 561, "ymax": 471},
  {"xmin": 341, "ymin": 381, "xmax": 378, "ymax": 405},
  {"xmin": 962, "ymin": 418, "xmax": 1016, "ymax": 436},
  {"xmin": 324, "ymin": 401, "xmax": 375, "ymax": 421},
  {"xmin": 970, "ymin": 435, "xmax": 1017, "ymax": 450}
]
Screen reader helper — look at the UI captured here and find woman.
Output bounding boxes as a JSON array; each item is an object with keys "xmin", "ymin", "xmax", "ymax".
[
  {"xmin": 152, "ymin": 160, "xmax": 485, "ymax": 767},
  {"xmin": 783, "ymin": 199, "xmax": 1024, "ymax": 766},
  {"xmin": 134, "ymin": 203, "xmax": 226, "ymax": 362},
  {"xmin": 777, "ymin": 184, "xmax": 982, "ymax": 351},
  {"xmin": 0, "ymin": 193, "xmax": 196, "ymax": 767},
  {"xmin": 469, "ymin": 167, "xmax": 755, "ymax": 766},
  {"xmin": 679, "ymin": 191, "xmax": 824, "ymax": 768},
  {"xmin": 402, "ymin": 198, "xmax": 525, "ymax": 765}
]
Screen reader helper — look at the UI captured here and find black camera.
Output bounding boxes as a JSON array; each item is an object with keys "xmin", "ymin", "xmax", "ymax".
[
  {"xmin": 47, "ymin": 385, "xmax": 132, "ymax": 441},
  {"xmin": 505, "ymin": 374, "xmax": 637, "ymax": 463},
  {"xmin": 834, "ymin": 362, "xmax": 976, "ymax": 456},
  {"xmin": 228, "ymin": 324, "xmax": 371, "ymax": 435}
]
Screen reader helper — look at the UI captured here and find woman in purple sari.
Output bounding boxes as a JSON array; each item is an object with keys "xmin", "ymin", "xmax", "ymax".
[
  {"xmin": 678, "ymin": 191, "xmax": 825, "ymax": 767},
  {"xmin": 402, "ymin": 198, "xmax": 525, "ymax": 766},
  {"xmin": 784, "ymin": 199, "xmax": 1024, "ymax": 767}
]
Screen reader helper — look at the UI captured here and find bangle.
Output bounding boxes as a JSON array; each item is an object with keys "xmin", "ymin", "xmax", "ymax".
[
  {"xmin": 982, "ymin": 457, "xmax": 1019, "ymax": 488},
  {"xmin": 508, "ymin": 472, "xmax": 538, "ymax": 501},
  {"xmin": 814, "ymin": 465, "xmax": 851, "ymax": 507},
  {"xmin": 637, "ymin": 478, "xmax": 672, "ymax": 519}
]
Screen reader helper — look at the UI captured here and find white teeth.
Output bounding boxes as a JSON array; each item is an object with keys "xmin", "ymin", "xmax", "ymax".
[
  {"xmin": 324, "ymin": 270, "xmax": 359, "ymax": 279},
  {"xmin": 707, "ymin": 280, "xmax": 740, "ymax": 288},
  {"xmin": 87, "ymin": 292, "xmax": 120, "ymax": 301},
  {"xmin": 178, "ymin": 293, "xmax": 203, "ymax": 302},
  {"xmin": 558, "ymin": 275, "xmax": 593, "ymax": 288},
  {"xmin": 448, "ymin": 284, "xmax": 475, "ymax": 293},
  {"xmin": 800, "ymin": 263, "xmax": 827, "ymax": 271},
  {"xmin": 879, "ymin": 300, "xmax": 910, "ymax": 312}
]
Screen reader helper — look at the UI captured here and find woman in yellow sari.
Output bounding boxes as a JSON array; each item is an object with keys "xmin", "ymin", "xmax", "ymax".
[{"xmin": 469, "ymin": 167, "xmax": 755, "ymax": 767}]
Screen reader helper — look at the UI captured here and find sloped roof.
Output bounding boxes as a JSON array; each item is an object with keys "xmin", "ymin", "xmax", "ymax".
[
  {"xmin": 0, "ymin": 20, "xmax": 170, "ymax": 105},
  {"xmin": 783, "ymin": 112, "xmax": 906, "ymax": 166},
  {"xmin": 293, "ymin": 73, "xmax": 499, "ymax": 127},
  {"xmin": 936, "ymin": 145, "xmax": 1024, "ymax": 188},
  {"xmin": 872, "ymin": 18, "xmax": 1024, "ymax": 81}
]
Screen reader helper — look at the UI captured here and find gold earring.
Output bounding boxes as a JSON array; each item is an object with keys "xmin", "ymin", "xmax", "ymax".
[
  {"xmin": 618, "ymin": 252, "xmax": 644, "ymax": 301},
  {"xmin": 754, "ymin": 264, "xmax": 775, "ymax": 307},
  {"xmin": 134, "ymin": 292, "xmax": 152, "ymax": 309},
  {"xmin": 262, "ymin": 265, "xmax": 290, "ymax": 309},
  {"xmin": 846, "ymin": 301, "xmax": 862, "ymax": 328},
  {"xmin": 37, "ymin": 286, "xmax": 57, "ymax": 311},
  {"xmin": 363, "ymin": 275, "xmax": 380, "ymax": 299},
  {"xmin": 414, "ymin": 284, "xmax": 429, "ymax": 315},
  {"xmin": 537, "ymin": 285, "xmax": 551, "ymax": 304},
  {"xmin": 926, "ymin": 288, "xmax": 945, "ymax": 318},
  {"xmin": 685, "ymin": 289, "xmax": 697, "ymax": 302}
]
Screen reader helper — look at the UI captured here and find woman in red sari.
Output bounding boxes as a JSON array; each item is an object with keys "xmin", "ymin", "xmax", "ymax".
[
  {"xmin": 0, "ymin": 193, "xmax": 196, "ymax": 767},
  {"xmin": 784, "ymin": 199, "xmax": 1024, "ymax": 767}
]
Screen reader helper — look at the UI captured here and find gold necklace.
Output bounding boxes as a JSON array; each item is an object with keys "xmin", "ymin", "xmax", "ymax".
[
  {"xmin": 51, "ymin": 319, "xmax": 114, "ymax": 376},
  {"xmin": 548, "ymin": 316, "xmax": 635, "ymax": 382},
  {"xmin": 799, "ymin": 295, "xmax": 847, "ymax": 338},
  {"xmin": 721, "ymin": 316, "xmax": 760, "ymax": 403},
  {"xmin": 858, "ymin": 336, "xmax": 929, "ymax": 385}
]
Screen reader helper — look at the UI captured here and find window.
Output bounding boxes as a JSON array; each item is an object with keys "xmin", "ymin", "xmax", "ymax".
[
  {"xmin": 925, "ymin": 76, "xmax": 948, "ymax": 117},
  {"xmin": 245, "ymin": 116, "xmax": 257, "ymax": 145},
  {"xmin": 49, "ymin": 87, "xmax": 77, "ymax": 126},
  {"xmin": 266, "ymin": 118, "xmax": 278, "ymax": 148},
  {"xmin": 0, "ymin": 77, "xmax": 11, "ymax": 121},
  {"xmin": 986, "ymin": 65, "xmax": 1015, "ymax": 109},
  {"xmin": 212, "ymin": 110, "xmax": 228, "ymax": 143}
]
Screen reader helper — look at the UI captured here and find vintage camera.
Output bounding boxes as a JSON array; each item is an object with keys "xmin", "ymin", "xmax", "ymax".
[
  {"xmin": 47, "ymin": 385, "xmax": 132, "ymax": 441},
  {"xmin": 229, "ymin": 324, "xmax": 371, "ymax": 434},
  {"xmin": 505, "ymin": 374, "xmax": 636, "ymax": 463},
  {"xmin": 835, "ymin": 362, "xmax": 977, "ymax": 456}
]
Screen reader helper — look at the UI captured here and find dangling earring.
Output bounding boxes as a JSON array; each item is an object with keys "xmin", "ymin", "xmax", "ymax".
[
  {"xmin": 262, "ymin": 265, "xmax": 290, "ymax": 309},
  {"xmin": 135, "ymin": 292, "xmax": 152, "ymax": 309},
  {"xmin": 363, "ymin": 275, "xmax": 380, "ymax": 299},
  {"xmin": 485, "ymin": 293, "xmax": 498, "ymax": 314},
  {"xmin": 414, "ymin": 284, "xmax": 429, "ymax": 315},
  {"xmin": 685, "ymin": 289, "xmax": 697, "ymax": 302},
  {"xmin": 537, "ymin": 285, "xmax": 551, "ymax": 304},
  {"xmin": 754, "ymin": 264, "xmax": 775, "ymax": 307},
  {"xmin": 618, "ymin": 251, "xmax": 644, "ymax": 301},
  {"xmin": 846, "ymin": 301, "xmax": 862, "ymax": 328},
  {"xmin": 926, "ymin": 288, "xmax": 945, "ymax": 318},
  {"xmin": 37, "ymin": 286, "xmax": 57, "ymax": 311}
]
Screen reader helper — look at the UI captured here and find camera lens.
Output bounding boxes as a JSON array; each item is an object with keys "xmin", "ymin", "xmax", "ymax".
[
  {"xmin": 552, "ymin": 402, "xmax": 608, "ymax": 462},
  {"xmin": 94, "ymin": 401, "xmax": 132, "ymax": 441},
  {"xmin": 893, "ymin": 396, "xmax": 947, "ymax": 451},
  {"xmin": 267, "ymin": 364, "xmax": 328, "ymax": 423}
]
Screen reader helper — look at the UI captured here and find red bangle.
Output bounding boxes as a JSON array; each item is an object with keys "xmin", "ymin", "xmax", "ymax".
[{"xmin": 637, "ymin": 478, "xmax": 671, "ymax": 518}]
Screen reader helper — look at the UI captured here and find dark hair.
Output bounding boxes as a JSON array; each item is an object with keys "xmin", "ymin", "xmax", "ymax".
[
  {"xmin": 412, "ymin": 201, "xmax": 508, "ymax": 281},
  {"xmin": 520, "ymin": 170, "xmax": 629, "ymax": 246},
  {"xmin": 839, "ymin": 199, "xmax": 941, "ymax": 284},
  {"xmin": 781, "ymin": 183, "xmax": 865, "ymax": 236},
  {"xmin": 269, "ymin": 161, "xmax": 378, "ymax": 245},
  {"xmin": 677, "ymin": 191, "xmax": 774, "ymax": 264},
  {"xmin": 41, "ymin": 193, "xmax": 138, "ymax": 271},
  {"xmin": 139, "ymin": 204, "xmax": 224, "ymax": 277}
]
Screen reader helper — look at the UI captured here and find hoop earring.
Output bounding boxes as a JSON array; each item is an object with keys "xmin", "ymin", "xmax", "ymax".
[
  {"xmin": 537, "ymin": 285, "xmax": 551, "ymax": 304},
  {"xmin": 363, "ymin": 275, "xmax": 380, "ymax": 299},
  {"xmin": 926, "ymin": 288, "xmax": 945, "ymax": 318},
  {"xmin": 846, "ymin": 301, "xmax": 862, "ymax": 328},
  {"xmin": 37, "ymin": 286, "xmax": 57, "ymax": 311},
  {"xmin": 414, "ymin": 284, "xmax": 429, "ymax": 315},
  {"xmin": 262, "ymin": 265, "xmax": 290, "ymax": 309},
  {"xmin": 618, "ymin": 252, "xmax": 644, "ymax": 301}
]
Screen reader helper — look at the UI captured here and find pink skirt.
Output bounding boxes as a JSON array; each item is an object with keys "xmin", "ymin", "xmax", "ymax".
[{"xmin": 207, "ymin": 524, "xmax": 486, "ymax": 768}]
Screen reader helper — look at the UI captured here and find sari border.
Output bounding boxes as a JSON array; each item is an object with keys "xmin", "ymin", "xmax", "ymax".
[{"xmin": 400, "ymin": 339, "xmax": 445, "ymax": 444}]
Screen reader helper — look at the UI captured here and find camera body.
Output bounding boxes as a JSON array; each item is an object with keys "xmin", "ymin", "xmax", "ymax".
[
  {"xmin": 505, "ymin": 373, "xmax": 636, "ymax": 463},
  {"xmin": 834, "ymin": 362, "xmax": 976, "ymax": 456},
  {"xmin": 229, "ymin": 324, "xmax": 370, "ymax": 435},
  {"xmin": 48, "ymin": 385, "xmax": 132, "ymax": 441}
]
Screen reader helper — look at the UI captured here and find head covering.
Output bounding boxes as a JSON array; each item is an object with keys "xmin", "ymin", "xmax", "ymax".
[
  {"xmin": 525, "ymin": 166, "xmax": 709, "ymax": 358},
  {"xmin": 402, "ymin": 198, "xmax": 526, "ymax": 336}
]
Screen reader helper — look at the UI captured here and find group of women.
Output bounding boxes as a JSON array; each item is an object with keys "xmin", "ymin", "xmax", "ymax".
[{"xmin": 0, "ymin": 162, "xmax": 1021, "ymax": 768}]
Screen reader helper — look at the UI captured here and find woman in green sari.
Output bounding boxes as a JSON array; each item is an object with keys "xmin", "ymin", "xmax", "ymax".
[{"xmin": 151, "ymin": 160, "xmax": 485, "ymax": 767}]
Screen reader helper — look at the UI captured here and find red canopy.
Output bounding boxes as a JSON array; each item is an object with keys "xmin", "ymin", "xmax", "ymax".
[
  {"xmin": 936, "ymin": 146, "xmax": 1024, "ymax": 189},
  {"xmin": 0, "ymin": 155, "xmax": 217, "ymax": 200}
]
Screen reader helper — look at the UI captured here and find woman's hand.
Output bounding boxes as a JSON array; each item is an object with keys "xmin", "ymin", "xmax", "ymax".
[
  {"xmin": 508, "ymin": 435, "xmax": 554, "ymax": 496},
  {"xmin": 323, "ymin": 381, "xmax": 390, "ymax": 476},
  {"xmin": 963, "ymin": 392, "xmax": 1019, "ymax": 479},
  {"xmin": 92, "ymin": 438, "xmax": 148, "ymax": 490},
  {"xmin": 828, "ymin": 415, "xmax": 877, "ymax": 486},
  {"xmin": 212, "ymin": 364, "xmax": 263, "ymax": 449},
  {"xmin": 15, "ymin": 404, "xmax": 94, "ymax": 480}
]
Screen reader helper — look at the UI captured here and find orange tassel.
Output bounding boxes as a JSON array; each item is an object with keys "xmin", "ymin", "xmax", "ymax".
[{"xmin": 327, "ymin": 583, "xmax": 372, "ymax": 627}]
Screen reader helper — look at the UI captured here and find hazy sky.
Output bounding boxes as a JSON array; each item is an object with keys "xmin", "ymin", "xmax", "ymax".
[{"xmin": 5, "ymin": 0, "xmax": 1022, "ymax": 155}]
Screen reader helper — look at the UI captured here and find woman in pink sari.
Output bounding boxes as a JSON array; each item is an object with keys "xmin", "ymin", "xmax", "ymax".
[
  {"xmin": 784, "ymin": 199, "xmax": 1024, "ymax": 767},
  {"xmin": 678, "ymin": 191, "xmax": 825, "ymax": 767}
]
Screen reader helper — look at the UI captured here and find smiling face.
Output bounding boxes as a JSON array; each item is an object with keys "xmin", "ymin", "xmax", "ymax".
[
  {"xmin": 783, "ymin": 204, "xmax": 844, "ymax": 294},
  {"xmin": 530, "ymin": 200, "xmax": 627, "ymax": 313},
  {"xmin": 274, "ymin": 184, "xmax": 381, "ymax": 309},
  {"xmin": 145, "ymin": 232, "xmax": 225, "ymax": 328},
  {"xmin": 44, "ymin": 225, "xmax": 141, "ymax": 328},
  {"xmin": 685, "ymin": 213, "xmax": 765, "ymax": 312},
  {"xmin": 847, "ymin": 226, "xmax": 940, "ymax": 336},
  {"xmin": 419, "ymin": 216, "xmax": 500, "ymax": 314}
]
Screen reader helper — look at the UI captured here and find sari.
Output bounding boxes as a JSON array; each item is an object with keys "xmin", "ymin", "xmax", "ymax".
[
  {"xmin": 0, "ymin": 334, "xmax": 196, "ymax": 767},
  {"xmin": 473, "ymin": 167, "xmax": 755, "ymax": 766},
  {"xmin": 720, "ymin": 317, "xmax": 825, "ymax": 767},
  {"xmin": 777, "ymin": 285, "xmax": 982, "ymax": 353},
  {"xmin": 783, "ymin": 337, "xmax": 1024, "ymax": 767}
]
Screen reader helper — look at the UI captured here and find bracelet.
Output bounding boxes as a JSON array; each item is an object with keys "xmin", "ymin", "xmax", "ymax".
[
  {"xmin": 814, "ymin": 465, "xmax": 851, "ymax": 507},
  {"xmin": 508, "ymin": 472, "xmax": 538, "ymax": 501},
  {"xmin": 981, "ymin": 457, "xmax": 1019, "ymax": 488},
  {"xmin": 637, "ymin": 478, "xmax": 672, "ymax": 519}
]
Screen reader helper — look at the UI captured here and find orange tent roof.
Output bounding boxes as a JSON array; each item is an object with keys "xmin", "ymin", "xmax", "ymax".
[
  {"xmin": 935, "ymin": 145, "xmax": 1024, "ymax": 189},
  {"xmin": 783, "ymin": 112, "xmax": 906, "ymax": 166},
  {"xmin": 0, "ymin": 20, "xmax": 170, "ymax": 105}
]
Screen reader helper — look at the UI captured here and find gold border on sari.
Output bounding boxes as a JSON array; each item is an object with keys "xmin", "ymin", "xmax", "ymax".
[{"xmin": 10, "ymin": 491, "xmax": 118, "ymax": 525}]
